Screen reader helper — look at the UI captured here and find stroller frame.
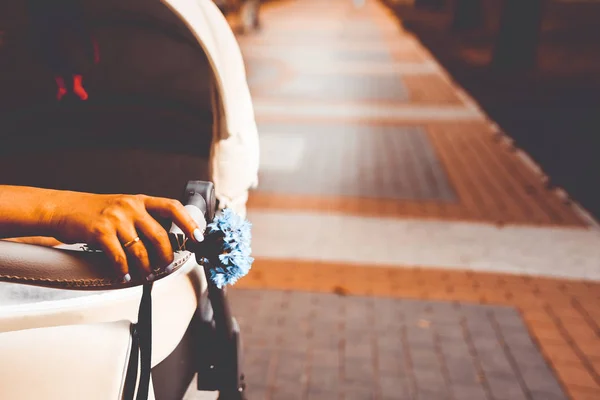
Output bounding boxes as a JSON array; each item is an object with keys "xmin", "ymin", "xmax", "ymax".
[
  {"xmin": 0, "ymin": 181, "xmax": 247, "ymax": 400},
  {"xmin": 0, "ymin": 1, "xmax": 258, "ymax": 398}
]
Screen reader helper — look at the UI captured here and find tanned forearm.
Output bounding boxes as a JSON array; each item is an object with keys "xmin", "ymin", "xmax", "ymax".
[
  {"xmin": 0, "ymin": 185, "xmax": 204, "ymax": 276},
  {"xmin": 0, "ymin": 185, "xmax": 62, "ymax": 239}
]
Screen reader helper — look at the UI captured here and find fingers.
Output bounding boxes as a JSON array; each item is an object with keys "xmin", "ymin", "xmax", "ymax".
[
  {"xmin": 87, "ymin": 194, "xmax": 206, "ymax": 280},
  {"xmin": 135, "ymin": 214, "xmax": 174, "ymax": 269},
  {"xmin": 94, "ymin": 233, "xmax": 130, "ymax": 281},
  {"xmin": 98, "ymin": 220, "xmax": 170, "ymax": 281},
  {"xmin": 143, "ymin": 196, "xmax": 205, "ymax": 242},
  {"xmin": 118, "ymin": 228, "xmax": 152, "ymax": 277}
]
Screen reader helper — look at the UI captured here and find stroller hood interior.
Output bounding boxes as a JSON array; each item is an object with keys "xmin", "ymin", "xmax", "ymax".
[{"xmin": 0, "ymin": 0, "xmax": 259, "ymax": 211}]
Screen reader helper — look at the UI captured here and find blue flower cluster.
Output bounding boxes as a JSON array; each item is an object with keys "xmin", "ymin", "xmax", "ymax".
[{"xmin": 206, "ymin": 208, "xmax": 254, "ymax": 288}]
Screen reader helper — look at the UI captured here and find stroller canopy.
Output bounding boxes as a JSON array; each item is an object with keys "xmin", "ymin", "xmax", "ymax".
[{"xmin": 0, "ymin": 0, "xmax": 259, "ymax": 215}]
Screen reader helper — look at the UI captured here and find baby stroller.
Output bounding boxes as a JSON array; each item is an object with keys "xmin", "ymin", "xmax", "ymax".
[{"xmin": 0, "ymin": 0, "xmax": 259, "ymax": 399}]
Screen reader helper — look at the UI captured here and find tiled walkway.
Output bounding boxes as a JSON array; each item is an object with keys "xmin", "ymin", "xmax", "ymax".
[
  {"xmin": 230, "ymin": 290, "xmax": 567, "ymax": 400},
  {"xmin": 221, "ymin": 0, "xmax": 600, "ymax": 399}
]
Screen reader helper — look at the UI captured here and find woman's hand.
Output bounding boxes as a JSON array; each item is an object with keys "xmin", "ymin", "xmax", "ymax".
[{"xmin": 46, "ymin": 192, "xmax": 205, "ymax": 281}]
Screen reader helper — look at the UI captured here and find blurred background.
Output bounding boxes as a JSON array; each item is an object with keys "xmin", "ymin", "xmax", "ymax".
[
  {"xmin": 219, "ymin": 1, "xmax": 600, "ymax": 399},
  {"xmin": 0, "ymin": 0, "xmax": 598, "ymax": 399}
]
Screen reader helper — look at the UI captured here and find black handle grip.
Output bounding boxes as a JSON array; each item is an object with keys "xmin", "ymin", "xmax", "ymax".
[
  {"xmin": 185, "ymin": 193, "xmax": 207, "ymax": 215},
  {"xmin": 182, "ymin": 181, "xmax": 217, "ymax": 221},
  {"xmin": 170, "ymin": 181, "xmax": 216, "ymax": 252}
]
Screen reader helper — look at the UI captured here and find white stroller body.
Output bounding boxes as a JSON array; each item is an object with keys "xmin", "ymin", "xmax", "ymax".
[{"xmin": 0, "ymin": 0, "xmax": 259, "ymax": 398}]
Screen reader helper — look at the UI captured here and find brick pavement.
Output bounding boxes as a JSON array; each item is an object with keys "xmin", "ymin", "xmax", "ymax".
[
  {"xmin": 220, "ymin": 289, "xmax": 569, "ymax": 400},
  {"xmin": 219, "ymin": 0, "xmax": 600, "ymax": 399},
  {"xmin": 255, "ymin": 124, "xmax": 455, "ymax": 202},
  {"xmin": 239, "ymin": 1, "xmax": 590, "ymax": 227},
  {"xmin": 249, "ymin": 120, "xmax": 586, "ymax": 226},
  {"xmin": 233, "ymin": 261, "xmax": 600, "ymax": 400}
]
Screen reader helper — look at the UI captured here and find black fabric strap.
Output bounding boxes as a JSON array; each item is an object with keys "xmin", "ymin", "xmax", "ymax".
[
  {"xmin": 136, "ymin": 282, "xmax": 153, "ymax": 400},
  {"xmin": 123, "ymin": 324, "xmax": 139, "ymax": 400},
  {"xmin": 123, "ymin": 282, "xmax": 153, "ymax": 400}
]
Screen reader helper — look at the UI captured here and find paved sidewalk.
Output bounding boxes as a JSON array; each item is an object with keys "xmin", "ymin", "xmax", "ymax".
[
  {"xmin": 236, "ymin": 262, "xmax": 600, "ymax": 400},
  {"xmin": 230, "ymin": 289, "xmax": 567, "ymax": 400},
  {"xmin": 225, "ymin": 0, "xmax": 600, "ymax": 399}
]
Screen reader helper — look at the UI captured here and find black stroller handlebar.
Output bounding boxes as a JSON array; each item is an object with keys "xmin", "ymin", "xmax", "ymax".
[
  {"xmin": 177, "ymin": 181, "xmax": 237, "ymax": 343},
  {"xmin": 175, "ymin": 181, "xmax": 246, "ymax": 399}
]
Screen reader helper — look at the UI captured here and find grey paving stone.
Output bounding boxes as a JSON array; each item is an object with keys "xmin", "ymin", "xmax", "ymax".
[
  {"xmin": 312, "ymin": 349, "xmax": 341, "ymax": 369},
  {"xmin": 342, "ymin": 383, "xmax": 378, "ymax": 400},
  {"xmin": 244, "ymin": 360, "xmax": 272, "ymax": 388},
  {"xmin": 244, "ymin": 348, "xmax": 274, "ymax": 365},
  {"xmin": 311, "ymin": 332, "xmax": 343, "ymax": 351},
  {"xmin": 415, "ymin": 388, "xmax": 451, "ymax": 400},
  {"xmin": 509, "ymin": 345, "xmax": 549, "ymax": 370},
  {"xmin": 241, "ymin": 385, "xmax": 269, "ymax": 400},
  {"xmin": 492, "ymin": 307, "xmax": 527, "ymax": 330},
  {"xmin": 279, "ymin": 333, "xmax": 311, "ymax": 350},
  {"xmin": 268, "ymin": 73, "xmax": 408, "ymax": 102},
  {"xmin": 244, "ymin": 332, "xmax": 281, "ymax": 350},
  {"xmin": 476, "ymin": 349, "xmax": 514, "ymax": 373},
  {"xmin": 309, "ymin": 366, "xmax": 340, "ymax": 391},
  {"xmin": 436, "ymin": 324, "xmax": 465, "ymax": 343},
  {"xmin": 444, "ymin": 356, "xmax": 481, "ymax": 385},
  {"xmin": 310, "ymin": 319, "xmax": 341, "ymax": 334},
  {"xmin": 485, "ymin": 371, "xmax": 528, "ymax": 400},
  {"xmin": 345, "ymin": 306, "xmax": 373, "ymax": 327},
  {"xmin": 255, "ymin": 124, "xmax": 456, "ymax": 201},
  {"xmin": 377, "ymin": 332, "xmax": 404, "ymax": 352},
  {"xmin": 306, "ymin": 389, "xmax": 339, "ymax": 400},
  {"xmin": 312, "ymin": 306, "xmax": 344, "ymax": 322},
  {"xmin": 253, "ymin": 313, "xmax": 284, "ymax": 327},
  {"xmin": 228, "ymin": 289, "xmax": 566, "ymax": 400},
  {"xmin": 381, "ymin": 395, "xmax": 412, "ymax": 400},
  {"xmin": 373, "ymin": 303, "xmax": 404, "ymax": 322},
  {"xmin": 519, "ymin": 365, "xmax": 565, "ymax": 394},
  {"xmin": 470, "ymin": 336, "xmax": 504, "ymax": 355},
  {"xmin": 451, "ymin": 384, "xmax": 488, "ymax": 400},
  {"xmin": 427, "ymin": 303, "xmax": 463, "ymax": 325},
  {"xmin": 379, "ymin": 375, "xmax": 412, "ymax": 399},
  {"xmin": 438, "ymin": 340, "xmax": 471, "ymax": 360},
  {"xmin": 412, "ymin": 367, "xmax": 446, "ymax": 392},
  {"xmin": 344, "ymin": 357, "xmax": 376, "ymax": 384},
  {"xmin": 530, "ymin": 390, "xmax": 569, "ymax": 400},
  {"xmin": 408, "ymin": 348, "xmax": 440, "ymax": 370},
  {"xmin": 377, "ymin": 354, "xmax": 407, "ymax": 377},
  {"xmin": 344, "ymin": 328, "xmax": 373, "ymax": 342},
  {"xmin": 404, "ymin": 326, "xmax": 435, "ymax": 348},
  {"xmin": 271, "ymin": 385, "xmax": 305, "ymax": 400},
  {"xmin": 344, "ymin": 342, "xmax": 373, "ymax": 359},
  {"xmin": 464, "ymin": 317, "xmax": 496, "ymax": 339},
  {"xmin": 459, "ymin": 304, "xmax": 491, "ymax": 317},
  {"xmin": 275, "ymin": 351, "xmax": 308, "ymax": 384},
  {"xmin": 312, "ymin": 293, "xmax": 346, "ymax": 309},
  {"xmin": 501, "ymin": 330, "xmax": 537, "ymax": 348}
]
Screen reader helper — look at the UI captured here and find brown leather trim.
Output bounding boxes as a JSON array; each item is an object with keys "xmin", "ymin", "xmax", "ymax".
[{"xmin": 0, "ymin": 240, "xmax": 192, "ymax": 290}]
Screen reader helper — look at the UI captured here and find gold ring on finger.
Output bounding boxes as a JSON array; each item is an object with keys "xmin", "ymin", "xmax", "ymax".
[{"xmin": 122, "ymin": 236, "xmax": 141, "ymax": 249}]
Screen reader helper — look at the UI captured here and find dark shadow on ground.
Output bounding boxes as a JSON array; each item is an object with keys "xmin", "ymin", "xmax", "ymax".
[{"xmin": 385, "ymin": 0, "xmax": 600, "ymax": 220}]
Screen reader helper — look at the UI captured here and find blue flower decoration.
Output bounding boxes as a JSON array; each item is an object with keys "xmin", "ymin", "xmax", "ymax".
[{"xmin": 205, "ymin": 208, "xmax": 253, "ymax": 288}]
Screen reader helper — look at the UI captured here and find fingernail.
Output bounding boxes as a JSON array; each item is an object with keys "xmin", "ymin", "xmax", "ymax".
[
  {"xmin": 193, "ymin": 228, "xmax": 204, "ymax": 242},
  {"xmin": 123, "ymin": 273, "xmax": 131, "ymax": 283},
  {"xmin": 146, "ymin": 273, "xmax": 155, "ymax": 282}
]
